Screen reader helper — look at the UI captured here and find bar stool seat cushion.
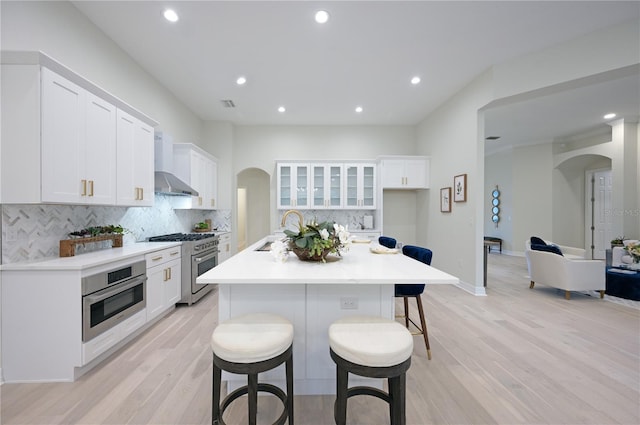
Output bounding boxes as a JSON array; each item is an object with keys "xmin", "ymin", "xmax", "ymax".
[
  {"xmin": 329, "ymin": 315, "xmax": 413, "ymax": 368},
  {"xmin": 211, "ymin": 313, "xmax": 294, "ymax": 363}
]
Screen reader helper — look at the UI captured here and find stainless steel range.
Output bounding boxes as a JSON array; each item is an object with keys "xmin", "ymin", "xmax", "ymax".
[{"xmin": 148, "ymin": 233, "xmax": 219, "ymax": 305}]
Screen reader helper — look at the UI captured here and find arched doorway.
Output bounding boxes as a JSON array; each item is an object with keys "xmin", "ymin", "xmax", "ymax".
[{"xmin": 237, "ymin": 168, "xmax": 271, "ymax": 251}]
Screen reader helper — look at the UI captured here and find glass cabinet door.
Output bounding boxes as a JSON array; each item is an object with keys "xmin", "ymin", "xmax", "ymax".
[
  {"xmin": 362, "ymin": 165, "xmax": 375, "ymax": 207},
  {"xmin": 345, "ymin": 165, "xmax": 359, "ymax": 207},
  {"xmin": 329, "ymin": 165, "xmax": 342, "ymax": 207},
  {"xmin": 312, "ymin": 165, "xmax": 325, "ymax": 207},
  {"xmin": 295, "ymin": 165, "xmax": 308, "ymax": 207},
  {"xmin": 278, "ymin": 165, "xmax": 292, "ymax": 208},
  {"xmin": 343, "ymin": 163, "xmax": 376, "ymax": 209}
]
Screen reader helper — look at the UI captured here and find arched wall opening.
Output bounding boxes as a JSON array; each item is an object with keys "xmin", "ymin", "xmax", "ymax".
[{"xmin": 237, "ymin": 168, "xmax": 271, "ymax": 251}]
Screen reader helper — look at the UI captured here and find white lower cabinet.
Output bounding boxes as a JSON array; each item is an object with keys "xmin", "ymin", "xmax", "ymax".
[
  {"xmin": 146, "ymin": 247, "xmax": 182, "ymax": 322},
  {"xmin": 218, "ymin": 233, "xmax": 233, "ymax": 263}
]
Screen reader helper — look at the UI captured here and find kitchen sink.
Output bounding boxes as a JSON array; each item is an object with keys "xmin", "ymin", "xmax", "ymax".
[{"xmin": 255, "ymin": 241, "xmax": 273, "ymax": 251}]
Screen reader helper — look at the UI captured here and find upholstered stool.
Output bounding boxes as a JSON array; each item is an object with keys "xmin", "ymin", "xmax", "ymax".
[
  {"xmin": 329, "ymin": 316, "xmax": 413, "ymax": 425},
  {"xmin": 211, "ymin": 313, "xmax": 294, "ymax": 425}
]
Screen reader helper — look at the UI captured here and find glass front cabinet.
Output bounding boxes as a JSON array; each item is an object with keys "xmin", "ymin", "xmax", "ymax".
[
  {"xmin": 277, "ymin": 163, "xmax": 310, "ymax": 209},
  {"xmin": 312, "ymin": 164, "xmax": 343, "ymax": 209},
  {"xmin": 277, "ymin": 161, "xmax": 375, "ymax": 210},
  {"xmin": 344, "ymin": 163, "xmax": 376, "ymax": 209}
]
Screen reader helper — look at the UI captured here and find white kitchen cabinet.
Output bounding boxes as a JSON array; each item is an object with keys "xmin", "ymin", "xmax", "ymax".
[
  {"xmin": 343, "ymin": 163, "xmax": 376, "ymax": 209},
  {"xmin": 0, "ymin": 52, "xmax": 157, "ymax": 205},
  {"xmin": 116, "ymin": 109, "xmax": 154, "ymax": 206},
  {"xmin": 145, "ymin": 247, "xmax": 182, "ymax": 322},
  {"xmin": 311, "ymin": 164, "xmax": 343, "ymax": 209},
  {"xmin": 350, "ymin": 231, "xmax": 381, "ymax": 242},
  {"xmin": 277, "ymin": 163, "xmax": 311, "ymax": 209},
  {"xmin": 380, "ymin": 156, "xmax": 430, "ymax": 189},
  {"xmin": 173, "ymin": 143, "xmax": 218, "ymax": 210},
  {"xmin": 41, "ymin": 68, "xmax": 117, "ymax": 205},
  {"xmin": 217, "ymin": 233, "xmax": 233, "ymax": 263}
]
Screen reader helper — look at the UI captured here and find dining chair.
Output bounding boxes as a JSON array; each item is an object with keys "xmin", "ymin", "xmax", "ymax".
[
  {"xmin": 396, "ymin": 245, "xmax": 433, "ymax": 360},
  {"xmin": 378, "ymin": 236, "xmax": 397, "ymax": 249}
]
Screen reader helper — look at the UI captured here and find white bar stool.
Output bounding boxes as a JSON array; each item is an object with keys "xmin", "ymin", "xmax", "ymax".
[
  {"xmin": 211, "ymin": 313, "xmax": 294, "ymax": 425},
  {"xmin": 329, "ymin": 316, "xmax": 413, "ymax": 425}
]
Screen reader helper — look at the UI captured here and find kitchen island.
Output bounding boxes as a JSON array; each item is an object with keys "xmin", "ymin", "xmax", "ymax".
[{"xmin": 197, "ymin": 236, "xmax": 459, "ymax": 395}]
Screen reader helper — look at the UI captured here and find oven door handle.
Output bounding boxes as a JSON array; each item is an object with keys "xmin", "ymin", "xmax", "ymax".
[
  {"xmin": 194, "ymin": 251, "xmax": 218, "ymax": 263},
  {"xmin": 84, "ymin": 276, "xmax": 147, "ymax": 304}
]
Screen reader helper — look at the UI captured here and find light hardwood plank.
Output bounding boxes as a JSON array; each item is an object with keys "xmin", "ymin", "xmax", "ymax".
[{"xmin": 1, "ymin": 253, "xmax": 638, "ymax": 424}]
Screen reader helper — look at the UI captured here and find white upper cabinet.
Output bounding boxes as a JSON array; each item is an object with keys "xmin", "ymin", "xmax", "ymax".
[
  {"xmin": 0, "ymin": 52, "xmax": 158, "ymax": 205},
  {"xmin": 116, "ymin": 109, "xmax": 154, "ymax": 206},
  {"xmin": 173, "ymin": 143, "xmax": 218, "ymax": 210},
  {"xmin": 277, "ymin": 163, "xmax": 311, "ymax": 209},
  {"xmin": 311, "ymin": 164, "xmax": 343, "ymax": 209},
  {"xmin": 343, "ymin": 163, "xmax": 376, "ymax": 209},
  {"xmin": 380, "ymin": 156, "xmax": 430, "ymax": 189},
  {"xmin": 41, "ymin": 68, "xmax": 117, "ymax": 205}
]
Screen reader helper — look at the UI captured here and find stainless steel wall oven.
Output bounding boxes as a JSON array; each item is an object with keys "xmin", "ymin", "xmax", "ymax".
[{"xmin": 82, "ymin": 260, "xmax": 147, "ymax": 342}]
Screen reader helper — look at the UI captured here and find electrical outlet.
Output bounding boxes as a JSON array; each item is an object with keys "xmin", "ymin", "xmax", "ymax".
[{"xmin": 340, "ymin": 297, "xmax": 358, "ymax": 310}]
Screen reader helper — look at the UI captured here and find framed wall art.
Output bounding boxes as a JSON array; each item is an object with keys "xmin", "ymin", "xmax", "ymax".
[
  {"xmin": 454, "ymin": 173, "xmax": 467, "ymax": 202},
  {"xmin": 440, "ymin": 187, "xmax": 451, "ymax": 212}
]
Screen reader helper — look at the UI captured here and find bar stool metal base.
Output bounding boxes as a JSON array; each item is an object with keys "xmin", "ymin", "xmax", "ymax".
[
  {"xmin": 212, "ymin": 345, "xmax": 293, "ymax": 425},
  {"xmin": 330, "ymin": 348, "xmax": 411, "ymax": 425}
]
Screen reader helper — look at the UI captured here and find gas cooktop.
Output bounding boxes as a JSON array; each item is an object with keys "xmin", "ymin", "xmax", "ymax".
[{"xmin": 148, "ymin": 233, "xmax": 217, "ymax": 242}]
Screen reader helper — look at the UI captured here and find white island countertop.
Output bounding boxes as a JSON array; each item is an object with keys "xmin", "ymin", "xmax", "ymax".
[{"xmin": 198, "ymin": 236, "xmax": 459, "ymax": 285}]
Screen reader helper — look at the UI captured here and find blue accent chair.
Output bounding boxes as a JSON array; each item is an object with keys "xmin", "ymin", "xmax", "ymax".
[
  {"xmin": 397, "ymin": 245, "xmax": 433, "ymax": 360},
  {"xmin": 378, "ymin": 236, "xmax": 396, "ymax": 249},
  {"xmin": 380, "ymin": 236, "xmax": 433, "ymax": 360}
]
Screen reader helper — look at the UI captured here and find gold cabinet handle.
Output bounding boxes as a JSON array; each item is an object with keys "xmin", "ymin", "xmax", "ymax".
[
  {"xmin": 140, "ymin": 187, "xmax": 144, "ymax": 200},
  {"xmin": 89, "ymin": 180, "xmax": 94, "ymax": 197},
  {"xmin": 168, "ymin": 267, "xmax": 172, "ymax": 280},
  {"xmin": 151, "ymin": 255, "xmax": 163, "ymax": 262},
  {"xmin": 170, "ymin": 251, "xmax": 180, "ymax": 256},
  {"xmin": 81, "ymin": 180, "xmax": 87, "ymax": 196}
]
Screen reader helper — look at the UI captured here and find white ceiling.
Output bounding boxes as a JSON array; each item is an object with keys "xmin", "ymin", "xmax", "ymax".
[{"xmin": 72, "ymin": 1, "xmax": 640, "ymax": 152}]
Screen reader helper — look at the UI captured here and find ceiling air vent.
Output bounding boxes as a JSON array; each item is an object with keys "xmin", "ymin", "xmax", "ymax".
[{"xmin": 221, "ymin": 99, "xmax": 236, "ymax": 108}]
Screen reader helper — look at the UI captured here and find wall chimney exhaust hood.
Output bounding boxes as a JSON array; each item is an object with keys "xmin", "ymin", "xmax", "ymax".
[{"xmin": 154, "ymin": 132, "xmax": 199, "ymax": 196}]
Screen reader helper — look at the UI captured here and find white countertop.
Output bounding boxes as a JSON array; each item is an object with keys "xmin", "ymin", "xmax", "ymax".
[
  {"xmin": 198, "ymin": 237, "xmax": 459, "ymax": 285},
  {"xmin": 0, "ymin": 242, "xmax": 181, "ymax": 271}
]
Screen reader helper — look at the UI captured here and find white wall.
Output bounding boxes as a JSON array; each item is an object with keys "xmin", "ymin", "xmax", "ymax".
[
  {"xmin": 415, "ymin": 71, "xmax": 494, "ymax": 294},
  {"xmin": 484, "ymin": 149, "xmax": 514, "ymax": 251}
]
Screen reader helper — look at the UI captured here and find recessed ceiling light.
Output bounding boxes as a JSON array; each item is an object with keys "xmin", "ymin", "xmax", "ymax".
[
  {"xmin": 411, "ymin": 76, "xmax": 421, "ymax": 85},
  {"xmin": 163, "ymin": 9, "xmax": 179, "ymax": 23},
  {"xmin": 603, "ymin": 113, "xmax": 616, "ymax": 120},
  {"xmin": 315, "ymin": 10, "xmax": 330, "ymax": 24},
  {"xmin": 278, "ymin": 106, "xmax": 286, "ymax": 113},
  {"xmin": 355, "ymin": 106, "xmax": 363, "ymax": 113},
  {"xmin": 236, "ymin": 76, "xmax": 247, "ymax": 85}
]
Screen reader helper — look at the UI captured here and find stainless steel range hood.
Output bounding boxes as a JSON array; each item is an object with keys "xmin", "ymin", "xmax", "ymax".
[
  {"xmin": 154, "ymin": 132, "xmax": 199, "ymax": 196},
  {"xmin": 154, "ymin": 171, "xmax": 198, "ymax": 196}
]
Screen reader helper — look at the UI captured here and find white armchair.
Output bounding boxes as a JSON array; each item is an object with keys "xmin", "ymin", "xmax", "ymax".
[{"xmin": 525, "ymin": 246, "xmax": 605, "ymax": 300}]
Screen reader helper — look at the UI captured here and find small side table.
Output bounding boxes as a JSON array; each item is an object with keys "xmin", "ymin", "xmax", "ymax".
[
  {"xmin": 484, "ymin": 237, "xmax": 502, "ymax": 253},
  {"xmin": 483, "ymin": 240, "xmax": 500, "ymax": 287}
]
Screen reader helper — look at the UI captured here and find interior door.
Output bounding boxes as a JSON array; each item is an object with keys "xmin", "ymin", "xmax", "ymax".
[{"xmin": 589, "ymin": 169, "xmax": 613, "ymax": 260}]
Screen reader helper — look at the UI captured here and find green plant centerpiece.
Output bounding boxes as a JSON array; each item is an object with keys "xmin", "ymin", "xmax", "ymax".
[
  {"xmin": 281, "ymin": 210, "xmax": 351, "ymax": 262},
  {"xmin": 624, "ymin": 240, "xmax": 640, "ymax": 263}
]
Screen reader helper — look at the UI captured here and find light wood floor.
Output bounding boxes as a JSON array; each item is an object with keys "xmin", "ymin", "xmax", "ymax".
[{"xmin": 2, "ymin": 253, "xmax": 639, "ymax": 424}]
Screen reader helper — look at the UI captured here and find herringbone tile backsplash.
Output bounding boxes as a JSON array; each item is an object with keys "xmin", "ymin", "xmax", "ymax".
[{"xmin": 1, "ymin": 195, "xmax": 231, "ymax": 264}]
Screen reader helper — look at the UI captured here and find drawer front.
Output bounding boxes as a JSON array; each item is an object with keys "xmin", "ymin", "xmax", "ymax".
[{"xmin": 145, "ymin": 246, "xmax": 181, "ymax": 267}]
